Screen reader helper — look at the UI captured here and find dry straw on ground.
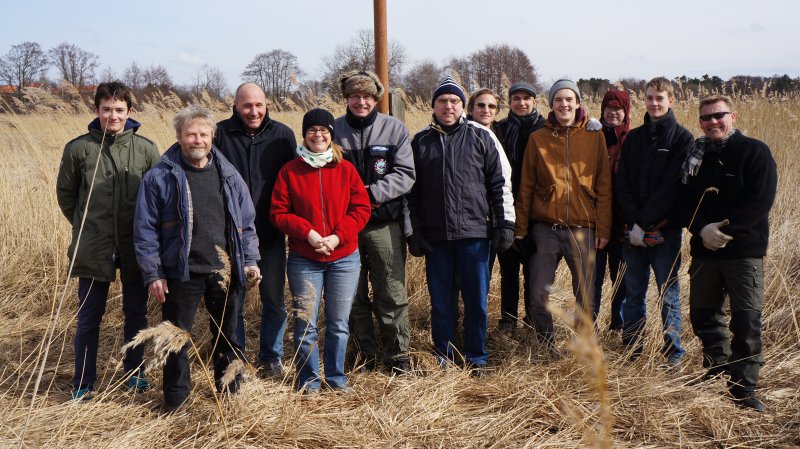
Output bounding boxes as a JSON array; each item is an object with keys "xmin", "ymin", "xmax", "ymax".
[{"xmin": 0, "ymin": 95, "xmax": 798, "ymax": 448}]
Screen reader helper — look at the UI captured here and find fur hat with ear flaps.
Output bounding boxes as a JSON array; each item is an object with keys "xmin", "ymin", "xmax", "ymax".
[{"xmin": 339, "ymin": 70, "xmax": 385, "ymax": 101}]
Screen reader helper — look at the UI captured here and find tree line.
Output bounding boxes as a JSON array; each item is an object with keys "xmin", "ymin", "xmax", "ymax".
[{"xmin": 2, "ymin": 33, "xmax": 799, "ymax": 113}]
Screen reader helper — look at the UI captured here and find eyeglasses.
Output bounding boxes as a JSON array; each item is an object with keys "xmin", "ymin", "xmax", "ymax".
[
  {"xmin": 699, "ymin": 111, "xmax": 731, "ymax": 122},
  {"xmin": 475, "ymin": 102, "xmax": 498, "ymax": 110},
  {"xmin": 348, "ymin": 94, "xmax": 374, "ymax": 102},
  {"xmin": 306, "ymin": 127, "xmax": 330, "ymax": 135}
]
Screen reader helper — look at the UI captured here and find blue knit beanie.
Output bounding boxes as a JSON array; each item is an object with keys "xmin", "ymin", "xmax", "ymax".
[{"xmin": 431, "ymin": 75, "xmax": 466, "ymax": 108}]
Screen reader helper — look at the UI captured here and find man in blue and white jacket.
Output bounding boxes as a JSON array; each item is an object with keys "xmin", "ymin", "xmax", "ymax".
[
  {"xmin": 405, "ymin": 75, "xmax": 514, "ymax": 374},
  {"xmin": 134, "ymin": 105, "xmax": 260, "ymax": 411}
]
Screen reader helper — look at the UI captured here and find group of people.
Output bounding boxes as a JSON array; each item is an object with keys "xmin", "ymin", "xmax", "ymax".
[{"xmin": 56, "ymin": 70, "xmax": 776, "ymax": 413}]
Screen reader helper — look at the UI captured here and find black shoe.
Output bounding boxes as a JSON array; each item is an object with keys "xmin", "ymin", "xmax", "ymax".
[
  {"xmin": 498, "ymin": 319, "xmax": 516, "ymax": 334},
  {"xmin": 354, "ymin": 354, "xmax": 377, "ymax": 374},
  {"xmin": 387, "ymin": 358, "xmax": 412, "ymax": 375},
  {"xmin": 732, "ymin": 391, "xmax": 766, "ymax": 413}
]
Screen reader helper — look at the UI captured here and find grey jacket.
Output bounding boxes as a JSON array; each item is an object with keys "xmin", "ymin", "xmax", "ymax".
[{"xmin": 334, "ymin": 111, "xmax": 415, "ymax": 223}]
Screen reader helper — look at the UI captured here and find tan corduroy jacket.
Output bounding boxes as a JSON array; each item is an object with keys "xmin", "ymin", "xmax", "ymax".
[{"xmin": 514, "ymin": 113, "xmax": 612, "ymax": 239}]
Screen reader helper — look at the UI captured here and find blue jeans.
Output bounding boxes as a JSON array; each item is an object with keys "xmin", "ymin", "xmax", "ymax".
[
  {"xmin": 621, "ymin": 228, "xmax": 684, "ymax": 359},
  {"xmin": 73, "ymin": 277, "xmax": 147, "ymax": 389},
  {"xmin": 235, "ymin": 238, "xmax": 288, "ymax": 364},
  {"xmin": 287, "ymin": 250, "xmax": 360, "ymax": 390},
  {"xmin": 594, "ymin": 240, "xmax": 625, "ymax": 330},
  {"xmin": 426, "ymin": 239, "xmax": 490, "ymax": 366}
]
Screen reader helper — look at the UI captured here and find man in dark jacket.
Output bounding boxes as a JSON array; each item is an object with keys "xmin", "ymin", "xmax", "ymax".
[
  {"xmin": 56, "ymin": 81, "xmax": 160, "ymax": 400},
  {"xmin": 134, "ymin": 105, "xmax": 260, "ymax": 411},
  {"xmin": 333, "ymin": 71, "xmax": 415, "ymax": 373},
  {"xmin": 680, "ymin": 95, "xmax": 777, "ymax": 412},
  {"xmin": 615, "ymin": 77, "xmax": 692, "ymax": 366},
  {"xmin": 214, "ymin": 83, "xmax": 296, "ymax": 378},
  {"xmin": 494, "ymin": 82, "xmax": 546, "ymax": 333},
  {"xmin": 405, "ymin": 75, "xmax": 514, "ymax": 374}
]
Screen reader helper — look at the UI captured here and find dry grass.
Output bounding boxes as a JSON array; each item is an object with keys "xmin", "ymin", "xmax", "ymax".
[{"xmin": 0, "ymin": 96, "xmax": 798, "ymax": 448}]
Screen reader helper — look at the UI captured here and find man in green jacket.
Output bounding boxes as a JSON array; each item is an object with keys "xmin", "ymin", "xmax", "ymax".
[{"xmin": 56, "ymin": 81, "xmax": 160, "ymax": 400}]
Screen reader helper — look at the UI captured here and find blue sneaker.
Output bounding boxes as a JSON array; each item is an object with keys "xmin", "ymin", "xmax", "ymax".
[
  {"xmin": 71, "ymin": 385, "xmax": 94, "ymax": 401},
  {"xmin": 126, "ymin": 371, "xmax": 150, "ymax": 392}
]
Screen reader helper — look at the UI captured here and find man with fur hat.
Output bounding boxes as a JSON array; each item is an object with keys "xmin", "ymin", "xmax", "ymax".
[
  {"xmin": 405, "ymin": 75, "xmax": 514, "ymax": 375},
  {"xmin": 214, "ymin": 82, "xmax": 297, "ymax": 379},
  {"xmin": 333, "ymin": 70, "xmax": 416, "ymax": 374},
  {"xmin": 514, "ymin": 79, "xmax": 612, "ymax": 355}
]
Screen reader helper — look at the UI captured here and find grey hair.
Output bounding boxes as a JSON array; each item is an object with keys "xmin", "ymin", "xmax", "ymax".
[{"xmin": 173, "ymin": 104, "xmax": 216, "ymax": 137}]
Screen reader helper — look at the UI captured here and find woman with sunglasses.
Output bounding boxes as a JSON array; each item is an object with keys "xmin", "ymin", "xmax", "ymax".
[{"xmin": 270, "ymin": 108, "xmax": 371, "ymax": 393}]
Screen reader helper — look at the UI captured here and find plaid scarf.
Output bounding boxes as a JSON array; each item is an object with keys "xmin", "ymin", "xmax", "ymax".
[
  {"xmin": 681, "ymin": 129, "xmax": 737, "ymax": 184},
  {"xmin": 297, "ymin": 144, "xmax": 333, "ymax": 168}
]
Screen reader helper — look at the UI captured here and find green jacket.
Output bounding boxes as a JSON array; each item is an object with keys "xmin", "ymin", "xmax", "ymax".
[{"xmin": 56, "ymin": 118, "xmax": 160, "ymax": 282}]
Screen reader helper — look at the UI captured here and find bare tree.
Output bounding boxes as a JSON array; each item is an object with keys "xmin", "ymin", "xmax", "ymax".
[
  {"xmin": 320, "ymin": 29, "xmax": 407, "ymax": 97},
  {"xmin": 241, "ymin": 49, "xmax": 304, "ymax": 101},
  {"xmin": 0, "ymin": 41, "xmax": 48, "ymax": 95},
  {"xmin": 48, "ymin": 42, "xmax": 99, "ymax": 90},
  {"xmin": 468, "ymin": 44, "xmax": 539, "ymax": 95},
  {"xmin": 142, "ymin": 65, "xmax": 172, "ymax": 89},
  {"xmin": 193, "ymin": 64, "xmax": 228, "ymax": 100},
  {"xmin": 98, "ymin": 65, "xmax": 116, "ymax": 84},
  {"xmin": 402, "ymin": 60, "xmax": 442, "ymax": 101},
  {"xmin": 123, "ymin": 62, "xmax": 144, "ymax": 91},
  {"xmin": 444, "ymin": 56, "xmax": 474, "ymax": 92}
]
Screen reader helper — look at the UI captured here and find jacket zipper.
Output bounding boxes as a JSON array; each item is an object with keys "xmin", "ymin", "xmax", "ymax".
[
  {"xmin": 440, "ymin": 132, "xmax": 450, "ymax": 236},
  {"xmin": 318, "ymin": 168, "xmax": 328, "ymax": 261},
  {"xmin": 565, "ymin": 127, "xmax": 570, "ymax": 224}
]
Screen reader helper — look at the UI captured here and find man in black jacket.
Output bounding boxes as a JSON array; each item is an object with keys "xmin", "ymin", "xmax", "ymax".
[
  {"xmin": 405, "ymin": 75, "xmax": 514, "ymax": 374},
  {"xmin": 615, "ymin": 77, "xmax": 692, "ymax": 366},
  {"xmin": 680, "ymin": 95, "xmax": 777, "ymax": 412},
  {"xmin": 214, "ymin": 83, "xmax": 297, "ymax": 378}
]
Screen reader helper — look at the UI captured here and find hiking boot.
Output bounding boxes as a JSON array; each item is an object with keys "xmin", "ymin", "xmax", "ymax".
[
  {"xmin": 664, "ymin": 354, "xmax": 684, "ymax": 373},
  {"xmin": 126, "ymin": 370, "xmax": 151, "ymax": 393},
  {"xmin": 732, "ymin": 390, "xmax": 766, "ymax": 413},
  {"xmin": 260, "ymin": 360, "xmax": 286, "ymax": 380},
  {"xmin": 70, "ymin": 385, "xmax": 94, "ymax": 401}
]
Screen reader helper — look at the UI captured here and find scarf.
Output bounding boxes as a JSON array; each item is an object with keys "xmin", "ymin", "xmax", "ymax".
[
  {"xmin": 430, "ymin": 113, "xmax": 465, "ymax": 135},
  {"xmin": 547, "ymin": 106, "xmax": 586, "ymax": 128},
  {"xmin": 297, "ymin": 144, "xmax": 333, "ymax": 168},
  {"xmin": 504, "ymin": 110, "xmax": 542, "ymax": 162},
  {"xmin": 345, "ymin": 106, "xmax": 378, "ymax": 130},
  {"xmin": 681, "ymin": 129, "xmax": 737, "ymax": 184}
]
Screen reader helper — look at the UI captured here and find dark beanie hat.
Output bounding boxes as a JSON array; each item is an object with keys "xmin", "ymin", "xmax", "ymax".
[
  {"xmin": 431, "ymin": 75, "xmax": 466, "ymax": 108},
  {"xmin": 508, "ymin": 81, "xmax": 537, "ymax": 98},
  {"xmin": 302, "ymin": 108, "xmax": 335, "ymax": 139}
]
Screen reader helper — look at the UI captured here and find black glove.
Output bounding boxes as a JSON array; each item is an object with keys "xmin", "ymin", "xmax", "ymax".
[
  {"xmin": 407, "ymin": 234, "xmax": 433, "ymax": 257},
  {"xmin": 491, "ymin": 221, "xmax": 515, "ymax": 253}
]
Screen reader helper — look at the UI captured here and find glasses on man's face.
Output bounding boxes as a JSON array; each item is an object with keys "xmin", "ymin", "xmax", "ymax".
[
  {"xmin": 306, "ymin": 127, "xmax": 330, "ymax": 136},
  {"xmin": 699, "ymin": 111, "xmax": 731, "ymax": 122},
  {"xmin": 475, "ymin": 102, "xmax": 498, "ymax": 110},
  {"xmin": 348, "ymin": 94, "xmax": 374, "ymax": 102}
]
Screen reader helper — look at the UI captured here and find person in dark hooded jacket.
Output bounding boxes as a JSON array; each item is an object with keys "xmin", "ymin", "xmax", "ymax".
[{"xmin": 56, "ymin": 81, "xmax": 160, "ymax": 400}]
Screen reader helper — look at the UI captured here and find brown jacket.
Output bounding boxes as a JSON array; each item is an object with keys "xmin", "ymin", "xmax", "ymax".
[{"xmin": 514, "ymin": 113, "xmax": 612, "ymax": 239}]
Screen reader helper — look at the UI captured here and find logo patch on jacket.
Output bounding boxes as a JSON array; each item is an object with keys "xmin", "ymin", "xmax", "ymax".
[
  {"xmin": 369, "ymin": 145, "xmax": 390, "ymax": 156},
  {"xmin": 374, "ymin": 159, "xmax": 388, "ymax": 175}
]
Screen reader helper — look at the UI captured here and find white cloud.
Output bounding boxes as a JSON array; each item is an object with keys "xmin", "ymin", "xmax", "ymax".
[{"xmin": 178, "ymin": 52, "xmax": 204, "ymax": 65}]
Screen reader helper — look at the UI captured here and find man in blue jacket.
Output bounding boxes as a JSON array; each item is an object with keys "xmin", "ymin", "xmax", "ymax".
[
  {"xmin": 134, "ymin": 105, "xmax": 260, "ymax": 411},
  {"xmin": 214, "ymin": 82, "xmax": 296, "ymax": 378}
]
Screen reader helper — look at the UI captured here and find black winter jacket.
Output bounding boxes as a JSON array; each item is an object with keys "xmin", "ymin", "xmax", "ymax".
[
  {"xmin": 214, "ymin": 111, "xmax": 296, "ymax": 248},
  {"xmin": 496, "ymin": 111, "xmax": 546, "ymax": 197},
  {"xmin": 615, "ymin": 109, "xmax": 692, "ymax": 231},
  {"xmin": 679, "ymin": 130, "xmax": 777, "ymax": 259},
  {"xmin": 406, "ymin": 118, "xmax": 514, "ymax": 242}
]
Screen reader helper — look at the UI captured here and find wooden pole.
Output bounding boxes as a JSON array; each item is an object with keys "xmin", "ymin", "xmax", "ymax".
[{"xmin": 374, "ymin": 0, "xmax": 389, "ymax": 114}]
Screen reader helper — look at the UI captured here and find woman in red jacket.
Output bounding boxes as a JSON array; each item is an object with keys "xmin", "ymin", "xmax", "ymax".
[{"xmin": 270, "ymin": 108, "xmax": 371, "ymax": 393}]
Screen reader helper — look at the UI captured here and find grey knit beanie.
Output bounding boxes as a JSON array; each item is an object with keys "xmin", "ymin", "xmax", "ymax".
[{"xmin": 548, "ymin": 79, "xmax": 581, "ymax": 105}]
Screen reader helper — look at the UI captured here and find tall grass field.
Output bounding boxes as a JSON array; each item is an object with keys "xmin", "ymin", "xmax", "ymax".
[{"xmin": 0, "ymin": 94, "xmax": 798, "ymax": 448}]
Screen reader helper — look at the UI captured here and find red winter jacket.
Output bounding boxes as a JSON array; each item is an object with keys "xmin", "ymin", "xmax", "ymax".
[{"xmin": 270, "ymin": 158, "xmax": 370, "ymax": 262}]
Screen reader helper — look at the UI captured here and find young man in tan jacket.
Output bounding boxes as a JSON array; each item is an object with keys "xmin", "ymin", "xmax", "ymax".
[{"xmin": 514, "ymin": 79, "xmax": 612, "ymax": 353}]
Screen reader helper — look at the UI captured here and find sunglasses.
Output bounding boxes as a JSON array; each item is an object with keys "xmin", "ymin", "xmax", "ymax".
[
  {"xmin": 475, "ymin": 102, "xmax": 498, "ymax": 110},
  {"xmin": 699, "ymin": 111, "xmax": 731, "ymax": 122}
]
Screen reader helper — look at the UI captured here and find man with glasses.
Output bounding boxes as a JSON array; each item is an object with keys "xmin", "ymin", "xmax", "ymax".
[
  {"xmin": 333, "ymin": 71, "xmax": 416, "ymax": 374},
  {"xmin": 680, "ymin": 95, "xmax": 777, "ymax": 412},
  {"xmin": 214, "ymin": 82, "xmax": 297, "ymax": 379},
  {"xmin": 614, "ymin": 77, "xmax": 692, "ymax": 368}
]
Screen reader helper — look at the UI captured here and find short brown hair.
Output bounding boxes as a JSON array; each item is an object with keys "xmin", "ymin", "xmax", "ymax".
[
  {"xmin": 94, "ymin": 81, "xmax": 133, "ymax": 109},
  {"xmin": 467, "ymin": 87, "xmax": 500, "ymax": 114},
  {"xmin": 699, "ymin": 94, "xmax": 733, "ymax": 113},
  {"xmin": 645, "ymin": 77, "xmax": 675, "ymax": 98}
]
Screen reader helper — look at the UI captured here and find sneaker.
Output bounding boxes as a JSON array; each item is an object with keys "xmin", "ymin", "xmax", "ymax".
[
  {"xmin": 732, "ymin": 390, "xmax": 766, "ymax": 413},
  {"xmin": 298, "ymin": 386, "xmax": 321, "ymax": 395},
  {"xmin": 330, "ymin": 385, "xmax": 354, "ymax": 394},
  {"xmin": 469, "ymin": 366, "xmax": 492, "ymax": 378},
  {"xmin": 664, "ymin": 355, "xmax": 684, "ymax": 373},
  {"xmin": 126, "ymin": 371, "xmax": 150, "ymax": 393},
  {"xmin": 260, "ymin": 360, "xmax": 286, "ymax": 380},
  {"xmin": 70, "ymin": 385, "xmax": 94, "ymax": 401}
]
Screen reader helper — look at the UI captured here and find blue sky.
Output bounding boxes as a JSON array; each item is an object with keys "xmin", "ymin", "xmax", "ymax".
[{"xmin": 2, "ymin": 0, "xmax": 797, "ymax": 89}]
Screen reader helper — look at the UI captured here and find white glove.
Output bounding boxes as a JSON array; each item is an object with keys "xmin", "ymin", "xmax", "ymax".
[
  {"xmin": 700, "ymin": 219, "xmax": 733, "ymax": 251},
  {"xmin": 629, "ymin": 223, "xmax": 646, "ymax": 247},
  {"xmin": 587, "ymin": 117, "xmax": 602, "ymax": 131}
]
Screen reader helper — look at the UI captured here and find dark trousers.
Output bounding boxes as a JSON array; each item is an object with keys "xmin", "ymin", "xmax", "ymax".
[
  {"xmin": 689, "ymin": 258, "xmax": 765, "ymax": 393},
  {"xmin": 162, "ymin": 273, "xmax": 244, "ymax": 407},
  {"xmin": 593, "ymin": 240, "xmax": 625, "ymax": 330},
  {"xmin": 73, "ymin": 277, "xmax": 147, "ymax": 388},
  {"xmin": 497, "ymin": 247, "xmax": 531, "ymax": 326}
]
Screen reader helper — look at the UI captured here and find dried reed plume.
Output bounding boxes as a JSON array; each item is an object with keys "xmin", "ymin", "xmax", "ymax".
[{"xmin": 120, "ymin": 321, "xmax": 191, "ymax": 374}]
